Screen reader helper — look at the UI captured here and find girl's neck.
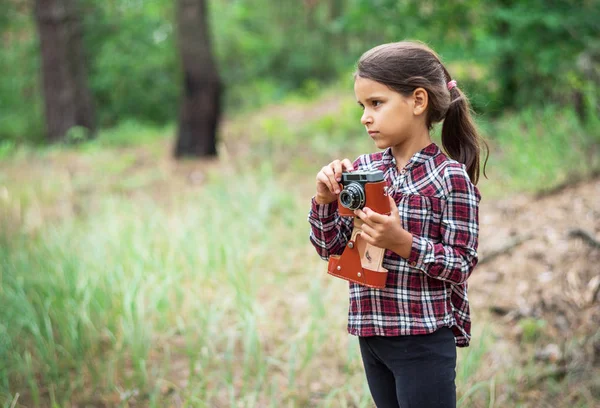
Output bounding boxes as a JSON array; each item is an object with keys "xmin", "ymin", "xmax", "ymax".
[{"xmin": 391, "ymin": 132, "xmax": 432, "ymax": 170}]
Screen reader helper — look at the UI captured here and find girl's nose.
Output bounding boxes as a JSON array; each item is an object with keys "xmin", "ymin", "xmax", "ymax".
[{"xmin": 361, "ymin": 111, "xmax": 372, "ymax": 125}]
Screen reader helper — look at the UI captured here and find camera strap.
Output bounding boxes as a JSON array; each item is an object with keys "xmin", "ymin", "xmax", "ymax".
[{"xmin": 352, "ymin": 219, "xmax": 387, "ymax": 272}]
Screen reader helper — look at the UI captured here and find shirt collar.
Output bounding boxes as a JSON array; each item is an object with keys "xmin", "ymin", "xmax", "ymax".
[{"xmin": 382, "ymin": 142, "xmax": 440, "ymax": 169}]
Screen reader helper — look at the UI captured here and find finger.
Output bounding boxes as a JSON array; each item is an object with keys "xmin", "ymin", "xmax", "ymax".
[
  {"xmin": 388, "ymin": 195, "xmax": 399, "ymax": 217},
  {"xmin": 341, "ymin": 158, "xmax": 354, "ymax": 172},
  {"xmin": 354, "ymin": 208, "xmax": 375, "ymax": 228},
  {"xmin": 362, "ymin": 207, "xmax": 387, "ymax": 224},
  {"xmin": 359, "ymin": 222, "xmax": 376, "ymax": 240},
  {"xmin": 358, "ymin": 230, "xmax": 375, "ymax": 246},
  {"xmin": 331, "ymin": 160, "xmax": 343, "ymax": 183},
  {"xmin": 353, "ymin": 208, "xmax": 367, "ymax": 222},
  {"xmin": 316, "ymin": 173, "xmax": 333, "ymax": 195},
  {"xmin": 324, "ymin": 165, "xmax": 341, "ymax": 194},
  {"xmin": 318, "ymin": 168, "xmax": 336, "ymax": 194},
  {"xmin": 325, "ymin": 167, "xmax": 342, "ymax": 194}
]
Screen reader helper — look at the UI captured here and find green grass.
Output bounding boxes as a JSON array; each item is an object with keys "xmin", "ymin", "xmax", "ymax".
[
  {"xmin": 0, "ymin": 120, "xmax": 173, "ymax": 161},
  {"xmin": 0, "ymin": 160, "xmax": 494, "ymax": 407},
  {"xmin": 477, "ymin": 105, "xmax": 600, "ymax": 196},
  {"xmin": 0, "ymin": 163, "xmax": 360, "ymax": 406},
  {"xmin": 87, "ymin": 120, "xmax": 174, "ymax": 148}
]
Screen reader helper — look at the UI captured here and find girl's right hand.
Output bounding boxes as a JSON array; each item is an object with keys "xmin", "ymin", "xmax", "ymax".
[{"xmin": 315, "ymin": 159, "xmax": 354, "ymax": 205}]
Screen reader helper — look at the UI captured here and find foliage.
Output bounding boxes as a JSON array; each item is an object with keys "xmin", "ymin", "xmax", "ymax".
[
  {"xmin": 486, "ymin": 0, "xmax": 600, "ymax": 113},
  {"xmin": 1, "ymin": 0, "xmax": 598, "ymax": 143},
  {"xmin": 0, "ymin": 1, "xmax": 43, "ymax": 143},
  {"xmin": 478, "ymin": 105, "xmax": 599, "ymax": 194},
  {"xmin": 81, "ymin": 0, "xmax": 180, "ymax": 127}
]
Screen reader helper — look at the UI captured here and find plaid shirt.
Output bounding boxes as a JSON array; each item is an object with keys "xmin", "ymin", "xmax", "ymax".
[{"xmin": 308, "ymin": 143, "xmax": 480, "ymax": 346}]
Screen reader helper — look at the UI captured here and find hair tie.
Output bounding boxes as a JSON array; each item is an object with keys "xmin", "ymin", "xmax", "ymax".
[{"xmin": 447, "ymin": 80, "xmax": 457, "ymax": 91}]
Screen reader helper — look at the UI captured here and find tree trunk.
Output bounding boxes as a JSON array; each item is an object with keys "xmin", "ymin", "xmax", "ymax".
[
  {"xmin": 174, "ymin": 0, "xmax": 222, "ymax": 158},
  {"xmin": 34, "ymin": 0, "xmax": 95, "ymax": 142}
]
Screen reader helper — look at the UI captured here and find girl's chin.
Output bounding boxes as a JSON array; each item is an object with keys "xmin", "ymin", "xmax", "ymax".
[{"xmin": 373, "ymin": 139, "xmax": 390, "ymax": 149}]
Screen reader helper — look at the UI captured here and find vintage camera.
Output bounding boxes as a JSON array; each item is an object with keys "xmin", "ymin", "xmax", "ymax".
[{"xmin": 338, "ymin": 170, "xmax": 390, "ymax": 216}]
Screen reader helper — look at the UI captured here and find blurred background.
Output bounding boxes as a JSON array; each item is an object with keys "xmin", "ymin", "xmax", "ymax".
[{"xmin": 1, "ymin": 0, "xmax": 599, "ymax": 406}]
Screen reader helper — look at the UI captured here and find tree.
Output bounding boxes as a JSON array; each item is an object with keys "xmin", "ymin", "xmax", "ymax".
[
  {"xmin": 34, "ymin": 0, "xmax": 95, "ymax": 142},
  {"xmin": 174, "ymin": 0, "xmax": 222, "ymax": 158}
]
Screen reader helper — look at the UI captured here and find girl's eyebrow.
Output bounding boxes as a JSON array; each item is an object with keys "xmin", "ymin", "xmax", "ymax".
[{"xmin": 356, "ymin": 95, "xmax": 386, "ymax": 103}]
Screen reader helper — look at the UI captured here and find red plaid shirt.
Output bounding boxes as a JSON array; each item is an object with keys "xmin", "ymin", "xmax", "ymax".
[{"xmin": 308, "ymin": 143, "xmax": 480, "ymax": 346}]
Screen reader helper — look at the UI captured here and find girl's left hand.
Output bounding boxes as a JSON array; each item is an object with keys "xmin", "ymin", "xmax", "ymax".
[{"xmin": 353, "ymin": 195, "xmax": 413, "ymax": 258}]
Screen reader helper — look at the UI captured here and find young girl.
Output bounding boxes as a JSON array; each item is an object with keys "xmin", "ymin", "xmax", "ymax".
[{"xmin": 308, "ymin": 41, "xmax": 486, "ymax": 408}]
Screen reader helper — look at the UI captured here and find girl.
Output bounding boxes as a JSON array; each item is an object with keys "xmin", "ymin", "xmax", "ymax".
[{"xmin": 308, "ymin": 41, "xmax": 487, "ymax": 408}]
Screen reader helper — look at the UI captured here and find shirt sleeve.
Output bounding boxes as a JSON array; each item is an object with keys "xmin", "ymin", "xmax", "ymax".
[
  {"xmin": 308, "ymin": 197, "xmax": 354, "ymax": 261},
  {"xmin": 407, "ymin": 164, "xmax": 480, "ymax": 285},
  {"xmin": 307, "ymin": 156, "xmax": 363, "ymax": 261}
]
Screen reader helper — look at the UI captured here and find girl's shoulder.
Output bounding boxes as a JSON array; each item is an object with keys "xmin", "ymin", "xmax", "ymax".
[
  {"xmin": 434, "ymin": 152, "xmax": 481, "ymax": 199},
  {"xmin": 434, "ymin": 151, "xmax": 466, "ymax": 175}
]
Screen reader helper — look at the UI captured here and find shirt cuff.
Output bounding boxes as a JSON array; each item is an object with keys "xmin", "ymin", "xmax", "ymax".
[
  {"xmin": 407, "ymin": 235, "xmax": 432, "ymax": 269},
  {"xmin": 310, "ymin": 196, "xmax": 339, "ymax": 219}
]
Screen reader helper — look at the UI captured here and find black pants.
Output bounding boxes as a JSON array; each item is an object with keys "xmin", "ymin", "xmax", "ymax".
[{"xmin": 358, "ymin": 327, "xmax": 457, "ymax": 408}]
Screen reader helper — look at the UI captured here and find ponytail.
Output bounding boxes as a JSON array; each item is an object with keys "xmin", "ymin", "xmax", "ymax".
[{"xmin": 441, "ymin": 85, "xmax": 488, "ymax": 185}]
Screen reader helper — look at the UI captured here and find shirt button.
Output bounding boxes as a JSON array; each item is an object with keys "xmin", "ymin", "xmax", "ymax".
[
  {"xmin": 410, "ymin": 261, "xmax": 416, "ymax": 267},
  {"xmin": 400, "ymin": 169, "xmax": 406, "ymax": 175}
]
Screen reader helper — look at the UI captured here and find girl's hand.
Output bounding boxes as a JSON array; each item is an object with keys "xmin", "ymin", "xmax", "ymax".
[
  {"xmin": 315, "ymin": 159, "xmax": 354, "ymax": 205},
  {"xmin": 353, "ymin": 195, "xmax": 413, "ymax": 258}
]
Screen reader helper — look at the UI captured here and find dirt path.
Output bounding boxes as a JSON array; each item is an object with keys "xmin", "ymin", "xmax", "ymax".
[
  {"xmin": 474, "ymin": 178, "xmax": 600, "ymax": 321},
  {"xmin": 469, "ymin": 178, "xmax": 600, "ymax": 402}
]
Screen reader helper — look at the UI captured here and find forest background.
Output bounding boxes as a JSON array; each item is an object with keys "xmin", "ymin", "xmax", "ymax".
[{"xmin": 1, "ymin": 0, "xmax": 600, "ymax": 407}]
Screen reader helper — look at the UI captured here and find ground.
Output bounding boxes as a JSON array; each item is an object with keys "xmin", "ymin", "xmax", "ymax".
[{"xmin": 470, "ymin": 177, "xmax": 600, "ymax": 405}]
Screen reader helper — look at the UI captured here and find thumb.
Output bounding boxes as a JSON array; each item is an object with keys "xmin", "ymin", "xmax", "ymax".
[{"xmin": 388, "ymin": 194, "xmax": 398, "ymax": 217}]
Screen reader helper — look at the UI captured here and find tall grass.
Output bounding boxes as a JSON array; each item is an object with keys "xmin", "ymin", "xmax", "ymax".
[
  {"xmin": 0, "ymin": 156, "xmax": 492, "ymax": 406},
  {"xmin": 477, "ymin": 105, "xmax": 600, "ymax": 195}
]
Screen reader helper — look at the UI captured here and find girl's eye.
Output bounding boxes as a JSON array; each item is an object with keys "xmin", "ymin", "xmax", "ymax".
[{"xmin": 372, "ymin": 100, "xmax": 382, "ymax": 107}]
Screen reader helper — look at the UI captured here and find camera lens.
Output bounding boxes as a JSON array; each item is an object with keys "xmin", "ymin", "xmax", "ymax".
[{"xmin": 339, "ymin": 182, "xmax": 366, "ymax": 210}]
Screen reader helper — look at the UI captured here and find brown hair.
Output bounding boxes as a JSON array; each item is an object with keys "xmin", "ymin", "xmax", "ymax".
[{"xmin": 355, "ymin": 41, "xmax": 488, "ymax": 185}]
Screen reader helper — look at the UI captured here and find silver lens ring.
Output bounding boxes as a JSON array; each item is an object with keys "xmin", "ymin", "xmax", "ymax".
[{"xmin": 340, "ymin": 182, "xmax": 366, "ymax": 210}]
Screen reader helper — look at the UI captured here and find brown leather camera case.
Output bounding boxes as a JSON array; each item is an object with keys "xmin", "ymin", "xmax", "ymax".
[
  {"xmin": 327, "ymin": 219, "xmax": 389, "ymax": 288},
  {"xmin": 338, "ymin": 181, "xmax": 391, "ymax": 217}
]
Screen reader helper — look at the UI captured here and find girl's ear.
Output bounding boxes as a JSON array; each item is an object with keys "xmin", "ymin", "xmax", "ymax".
[{"xmin": 412, "ymin": 88, "xmax": 428, "ymax": 116}]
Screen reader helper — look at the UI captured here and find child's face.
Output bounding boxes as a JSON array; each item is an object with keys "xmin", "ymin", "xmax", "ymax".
[{"xmin": 354, "ymin": 76, "xmax": 422, "ymax": 151}]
